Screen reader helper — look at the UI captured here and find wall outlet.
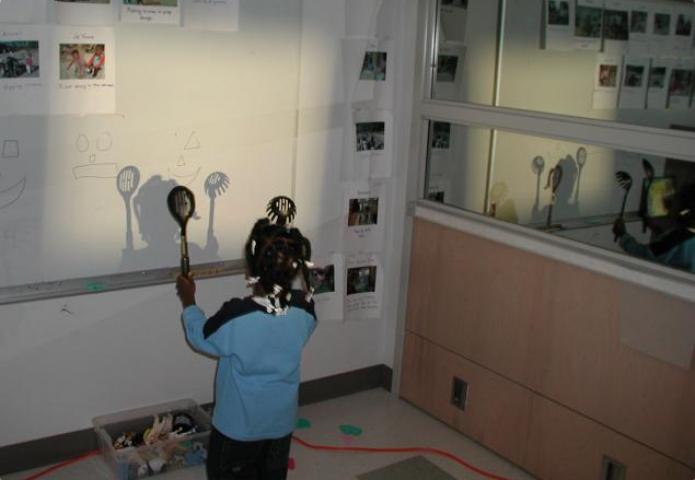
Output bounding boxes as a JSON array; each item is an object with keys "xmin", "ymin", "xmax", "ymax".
[
  {"xmin": 601, "ymin": 456, "xmax": 626, "ymax": 480},
  {"xmin": 450, "ymin": 377, "xmax": 468, "ymax": 410}
]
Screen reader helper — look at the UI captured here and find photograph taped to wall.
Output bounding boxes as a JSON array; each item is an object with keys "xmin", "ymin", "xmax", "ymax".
[
  {"xmin": 356, "ymin": 122, "xmax": 384, "ymax": 152},
  {"xmin": 668, "ymin": 68, "xmax": 694, "ymax": 110},
  {"xmin": 309, "ymin": 253, "xmax": 345, "ymax": 322},
  {"xmin": 0, "ymin": 41, "xmax": 39, "ymax": 79},
  {"xmin": 121, "ymin": 0, "xmax": 180, "ymax": 25},
  {"xmin": 647, "ymin": 58, "xmax": 671, "ymax": 109},
  {"xmin": 631, "ymin": 10, "xmax": 648, "ymax": 34},
  {"xmin": 360, "ymin": 51, "xmax": 387, "ymax": 81},
  {"xmin": 436, "ymin": 54, "xmax": 459, "ymax": 82},
  {"xmin": 431, "ymin": 121, "xmax": 451, "ymax": 150},
  {"xmin": 594, "ymin": 54, "xmax": 621, "ymax": 109},
  {"xmin": 345, "ymin": 253, "xmax": 382, "ymax": 319},
  {"xmin": 57, "ymin": 0, "xmax": 110, "ymax": 3},
  {"xmin": 604, "ymin": 9, "xmax": 629, "ymax": 41},
  {"xmin": 0, "ymin": 0, "xmax": 48, "ymax": 24},
  {"xmin": 183, "ymin": 0, "xmax": 239, "ymax": 32},
  {"xmin": 441, "ymin": 0, "xmax": 467, "ymax": 8},
  {"xmin": 548, "ymin": 0, "xmax": 570, "ymax": 26},
  {"xmin": 59, "ymin": 43, "xmax": 105, "ymax": 80},
  {"xmin": 619, "ymin": 56, "xmax": 649, "ymax": 109},
  {"xmin": 627, "ymin": 2, "xmax": 651, "ymax": 54},
  {"xmin": 598, "ymin": 64, "xmax": 618, "ymax": 88},
  {"xmin": 653, "ymin": 13, "xmax": 671, "ymax": 36},
  {"xmin": 672, "ymin": 10, "xmax": 694, "ymax": 51}
]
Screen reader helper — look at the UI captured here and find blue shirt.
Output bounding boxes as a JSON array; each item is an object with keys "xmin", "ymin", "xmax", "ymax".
[
  {"xmin": 620, "ymin": 228, "xmax": 695, "ymax": 273},
  {"xmin": 181, "ymin": 292, "xmax": 316, "ymax": 441}
]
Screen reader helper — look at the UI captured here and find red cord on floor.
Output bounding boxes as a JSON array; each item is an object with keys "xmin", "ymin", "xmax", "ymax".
[
  {"xmin": 21, "ymin": 450, "xmax": 99, "ymax": 480},
  {"xmin": 292, "ymin": 435, "xmax": 514, "ymax": 480},
  {"xmin": 19, "ymin": 438, "xmax": 514, "ymax": 480}
]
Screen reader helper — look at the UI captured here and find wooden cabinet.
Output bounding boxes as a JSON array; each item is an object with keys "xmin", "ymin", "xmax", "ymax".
[{"xmin": 401, "ymin": 219, "xmax": 695, "ymax": 479}]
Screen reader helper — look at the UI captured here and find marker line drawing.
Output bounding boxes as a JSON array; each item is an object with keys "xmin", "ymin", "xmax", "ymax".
[
  {"xmin": 1, "ymin": 140, "xmax": 19, "ymax": 159},
  {"xmin": 73, "ymin": 132, "xmax": 118, "ymax": 180}
]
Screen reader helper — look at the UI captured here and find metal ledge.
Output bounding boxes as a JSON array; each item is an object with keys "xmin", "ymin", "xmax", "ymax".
[{"xmin": 0, "ymin": 259, "xmax": 246, "ymax": 306}]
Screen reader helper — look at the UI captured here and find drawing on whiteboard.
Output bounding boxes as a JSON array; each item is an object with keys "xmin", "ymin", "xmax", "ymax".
[
  {"xmin": 0, "ymin": 139, "xmax": 27, "ymax": 210},
  {"xmin": 168, "ymin": 131, "xmax": 203, "ymax": 185},
  {"xmin": 204, "ymin": 171, "xmax": 230, "ymax": 252},
  {"xmin": 72, "ymin": 132, "xmax": 118, "ymax": 179},
  {"xmin": 119, "ymin": 175, "xmax": 215, "ymax": 273}
]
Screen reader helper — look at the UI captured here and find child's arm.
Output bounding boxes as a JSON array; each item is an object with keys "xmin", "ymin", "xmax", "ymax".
[{"xmin": 176, "ymin": 275, "xmax": 221, "ymax": 356}]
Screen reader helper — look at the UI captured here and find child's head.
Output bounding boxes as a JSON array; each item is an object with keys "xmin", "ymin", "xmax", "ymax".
[
  {"xmin": 244, "ymin": 218, "xmax": 312, "ymax": 302},
  {"xmin": 71, "ymin": 49, "xmax": 80, "ymax": 59}
]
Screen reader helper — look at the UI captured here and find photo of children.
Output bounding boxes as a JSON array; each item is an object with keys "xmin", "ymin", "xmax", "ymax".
[
  {"xmin": 624, "ymin": 65, "xmax": 644, "ymax": 87},
  {"xmin": 346, "ymin": 266, "xmax": 377, "ymax": 295},
  {"xmin": 575, "ymin": 5, "xmax": 603, "ymax": 38},
  {"xmin": 676, "ymin": 14, "xmax": 692, "ymax": 37},
  {"xmin": 548, "ymin": 0, "xmax": 570, "ymax": 26},
  {"xmin": 630, "ymin": 10, "xmax": 648, "ymax": 34},
  {"xmin": 669, "ymin": 69, "xmax": 694, "ymax": 98},
  {"xmin": 598, "ymin": 64, "xmax": 618, "ymax": 87},
  {"xmin": 56, "ymin": 0, "xmax": 110, "ymax": 3},
  {"xmin": 653, "ymin": 13, "xmax": 671, "ymax": 36},
  {"xmin": 431, "ymin": 121, "xmax": 451, "ymax": 150},
  {"xmin": 60, "ymin": 43, "xmax": 105, "ymax": 80},
  {"xmin": 355, "ymin": 122, "xmax": 385, "ymax": 152},
  {"xmin": 309, "ymin": 265, "xmax": 335, "ymax": 295},
  {"xmin": 0, "ymin": 41, "xmax": 39, "ymax": 79},
  {"xmin": 123, "ymin": 0, "xmax": 177, "ymax": 5},
  {"xmin": 436, "ymin": 55, "xmax": 458, "ymax": 82},
  {"xmin": 604, "ymin": 9, "xmax": 629, "ymax": 41},
  {"xmin": 348, "ymin": 198, "xmax": 379, "ymax": 227},
  {"xmin": 649, "ymin": 67, "xmax": 666, "ymax": 89},
  {"xmin": 360, "ymin": 51, "xmax": 387, "ymax": 81}
]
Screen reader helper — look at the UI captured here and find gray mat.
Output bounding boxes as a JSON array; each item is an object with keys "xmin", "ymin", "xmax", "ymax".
[{"xmin": 357, "ymin": 456, "xmax": 458, "ymax": 480}]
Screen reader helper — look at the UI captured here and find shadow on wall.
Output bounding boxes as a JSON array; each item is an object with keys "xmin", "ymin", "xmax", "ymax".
[
  {"xmin": 119, "ymin": 173, "xmax": 224, "ymax": 273},
  {"xmin": 531, "ymin": 154, "xmax": 579, "ymax": 226}
]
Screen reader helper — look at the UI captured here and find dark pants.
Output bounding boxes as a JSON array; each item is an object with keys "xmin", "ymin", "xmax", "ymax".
[{"xmin": 206, "ymin": 428, "xmax": 292, "ymax": 480}]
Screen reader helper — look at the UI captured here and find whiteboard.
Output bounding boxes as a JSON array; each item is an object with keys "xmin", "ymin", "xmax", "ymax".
[{"xmin": 0, "ymin": 0, "xmax": 302, "ymax": 289}]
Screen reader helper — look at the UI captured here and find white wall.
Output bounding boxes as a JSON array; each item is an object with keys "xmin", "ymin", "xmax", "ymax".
[{"xmin": 0, "ymin": 0, "xmax": 416, "ymax": 448}]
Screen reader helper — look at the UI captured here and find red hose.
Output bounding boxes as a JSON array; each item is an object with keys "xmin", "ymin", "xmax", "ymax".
[
  {"xmin": 19, "ymin": 438, "xmax": 514, "ymax": 480},
  {"xmin": 21, "ymin": 450, "xmax": 99, "ymax": 480},
  {"xmin": 292, "ymin": 435, "xmax": 514, "ymax": 480}
]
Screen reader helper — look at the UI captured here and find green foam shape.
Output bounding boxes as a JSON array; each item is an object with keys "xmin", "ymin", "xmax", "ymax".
[
  {"xmin": 296, "ymin": 418, "xmax": 312, "ymax": 429},
  {"xmin": 86, "ymin": 282, "xmax": 106, "ymax": 292},
  {"xmin": 339, "ymin": 424, "xmax": 363, "ymax": 436}
]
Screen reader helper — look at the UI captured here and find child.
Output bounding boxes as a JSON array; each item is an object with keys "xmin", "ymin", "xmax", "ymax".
[
  {"xmin": 66, "ymin": 49, "xmax": 85, "ymax": 79},
  {"xmin": 176, "ymin": 217, "xmax": 316, "ymax": 480},
  {"xmin": 86, "ymin": 45, "xmax": 105, "ymax": 78},
  {"xmin": 614, "ymin": 183, "xmax": 695, "ymax": 273}
]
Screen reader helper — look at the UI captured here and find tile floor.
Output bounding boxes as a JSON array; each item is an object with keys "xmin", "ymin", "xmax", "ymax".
[{"xmin": 5, "ymin": 389, "xmax": 536, "ymax": 480}]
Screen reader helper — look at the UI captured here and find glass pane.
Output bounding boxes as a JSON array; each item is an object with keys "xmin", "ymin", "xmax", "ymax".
[
  {"xmin": 424, "ymin": 120, "xmax": 695, "ymax": 276},
  {"xmin": 499, "ymin": 0, "xmax": 695, "ymax": 130},
  {"xmin": 431, "ymin": 0, "xmax": 501, "ymax": 104},
  {"xmin": 431, "ymin": 0, "xmax": 695, "ymax": 128}
]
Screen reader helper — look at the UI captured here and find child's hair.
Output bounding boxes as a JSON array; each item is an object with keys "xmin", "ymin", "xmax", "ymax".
[{"xmin": 244, "ymin": 218, "xmax": 312, "ymax": 310}]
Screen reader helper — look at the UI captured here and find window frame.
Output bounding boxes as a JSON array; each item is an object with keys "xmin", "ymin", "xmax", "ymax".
[{"xmin": 409, "ymin": 0, "xmax": 695, "ymax": 301}]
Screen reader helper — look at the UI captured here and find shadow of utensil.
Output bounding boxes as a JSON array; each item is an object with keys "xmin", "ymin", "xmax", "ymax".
[
  {"xmin": 116, "ymin": 166, "xmax": 141, "ymax": 252},
  {"xmin": 204, "ymin": 171, "xmax": 230, "ymax": 245}
]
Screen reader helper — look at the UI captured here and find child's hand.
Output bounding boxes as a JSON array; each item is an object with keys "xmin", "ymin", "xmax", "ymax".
[{"xmin": 176, "ymin": 274, "xmax": 196, "ymax": 308}]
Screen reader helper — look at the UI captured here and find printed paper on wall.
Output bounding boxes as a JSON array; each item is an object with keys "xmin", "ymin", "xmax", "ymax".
[
  {"xmin": 627, "ymin": 2, "xmax": 651, "ymax": 54},
  {"xmin": 308, "ymin": 253, "xmax": 345, "ymax": 322},
  {"xmin": 343, "ymin": 181, "xmax": 385, "ymax": 253},
  {"xmin": 54, "ymin": 0, "xmax": 116, "ymax": 26},
  {"xmin": 618, "ymin": 55, "xmax": 649, "ymax": 109},
  {"xmin": 602, "ymin": 0, "xmax": 629, "ymax": 54},
  {"xmin": 120, "ymin": 0, "xmax": 180, "ymax": 26},
  {"xmin": 343, "ymin": 37, "xmax": 394, "ymax": 109},
  {"xmin": 667, "ymin": 59, "xmax": 694, "ymax": 110},
  {"xmin": 593, "ymin": 53, "xmax": 621, "ymax": 109},
  {"xmin": 574, "ymin": 0, "xmax": 603, "ymax": 51},
  {"xmin": 345, "ymin": 252, "xmax": 382, "ymax": 320},
  {"xmin": 50, "ymin": 27, "xmax": 116, "ymax": 115},
  {"xmin": 351, "ymin": 108, "xmax": 393, "ymax": 179},
  {"xmin": 0, "ymin": 0, "xmax": 47, "ymax": 24},
  {"xmin": 544, "ymin": 0, "xmax": 574, "ymax": 51},
  {"xmin": 183, "ymin": 0, "xmax": 239, "ymax": 32},
  {"xmin": 0, "ymin": 25, "xmax": 48, "ymax": 115},
  {"xmin": 646, "ymin": 57, "xmax": 671, "ymax": 109}
]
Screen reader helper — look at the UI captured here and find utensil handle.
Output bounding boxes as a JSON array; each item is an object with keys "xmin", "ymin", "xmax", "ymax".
[{"xmin": 181, "ymin": 256, "xmax": 190, "ymax": 276}]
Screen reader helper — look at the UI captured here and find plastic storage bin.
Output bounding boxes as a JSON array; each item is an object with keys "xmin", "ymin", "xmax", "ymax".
[{"xmin": 93, "ymin": 399, "xmax": 211, "ymax": 479}]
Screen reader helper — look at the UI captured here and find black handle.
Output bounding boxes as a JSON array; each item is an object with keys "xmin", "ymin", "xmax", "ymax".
[{"xmin": 181, "ymin": 256, "xmax": 190, "ymax": 277}]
